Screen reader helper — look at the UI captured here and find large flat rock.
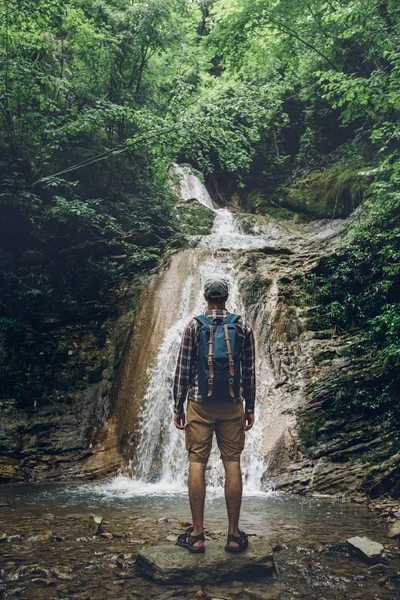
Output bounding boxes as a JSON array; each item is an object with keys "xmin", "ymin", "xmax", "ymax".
[
  {"xmin": 136, "ymin": 537, "xmax": 274, "ymax": 584},
  {"xmin": 347, "ymin": 536, "xmax": 384, "ymax": 564}
]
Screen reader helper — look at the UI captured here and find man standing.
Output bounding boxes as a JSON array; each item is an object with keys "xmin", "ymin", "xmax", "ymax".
[{"xmin": 173, "ymin": 277, "xmax": 256, "ymax": 553}]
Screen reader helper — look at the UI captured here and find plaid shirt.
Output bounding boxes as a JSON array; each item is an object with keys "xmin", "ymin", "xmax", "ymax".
[{"xmin": 173, "ymin": 308, "xmax": 256, "ymax": 414}]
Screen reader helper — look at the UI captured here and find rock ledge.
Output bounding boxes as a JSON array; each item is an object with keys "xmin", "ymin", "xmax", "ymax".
[{"xmin": 136, "ymin": 537, "xmax": 274, "ymax": 583}]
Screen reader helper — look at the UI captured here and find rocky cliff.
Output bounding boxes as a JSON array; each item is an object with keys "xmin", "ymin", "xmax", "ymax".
[{"xmin": 237, "ymin": 210, "xmax": 399, "ymax": 499}]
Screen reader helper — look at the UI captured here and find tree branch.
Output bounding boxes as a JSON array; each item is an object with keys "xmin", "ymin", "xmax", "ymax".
[{"xmin": 267, "ymin": 18, "xmax": 339, "ymax": 71}]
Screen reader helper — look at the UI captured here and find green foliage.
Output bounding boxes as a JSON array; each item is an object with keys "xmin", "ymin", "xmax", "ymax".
[
  {"xmin": 298, "ymin": 410, "xmax": 329, "ymax": 447},
  {"xmin": 1, "ymin": 0, "xmax": 400, "ymax": 416},
  {"xmin": 240, "ymin": 158, "xmax": 366, "ymax": 219},
  {"xmin": 303, "ymin": 179, "xmax": 400, "ymax": 423}
]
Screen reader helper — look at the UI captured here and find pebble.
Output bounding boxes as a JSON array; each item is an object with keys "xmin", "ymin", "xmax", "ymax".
[
  {"xmin": 28, "ymin": 530, "xmax": 53, "ymax": 542},
  {"xmin": 245, "ymin": 589, "xmax": 276, "ymax": 599},
  {"xmin": 388, "ymin": 519, "xmax": 400, "ymax": 539}
]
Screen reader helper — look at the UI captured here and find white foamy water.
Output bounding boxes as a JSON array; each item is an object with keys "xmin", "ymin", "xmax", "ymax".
[
  {"xmin": 87, "ymin": 473, "xmax": 273, "ymax": 499},
  {"xmin": 198, "ymin": 208, "xmax": 269, "ymax": 250}
]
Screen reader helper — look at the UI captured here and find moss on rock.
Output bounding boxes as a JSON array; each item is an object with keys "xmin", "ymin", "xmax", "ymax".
[
  {"xmin": 361, "ymin": 453, "xmax": 400, "ymax": 498},
  {"xmin": 285, "ymin": 162, "xmax": 365, "ymax": 219},
  {"xmin": 174, "ymin": 199, "xmax": 215, "ymax": 236},
  {"xmin": 240, "ymin": 161, "xmax": 367, "ymax": 220}
]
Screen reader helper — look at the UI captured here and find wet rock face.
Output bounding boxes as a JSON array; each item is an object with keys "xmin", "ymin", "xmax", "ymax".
[
  {"xmin": 237, "ymin": 215, "xmax": 351, "ymax": 487},
  {"xmin": 237, "ymin": 212, "xmax": 399, "ymax": 500},
  {"xmin": 0, "ymin": 277, "xmax": 144, "ymax": 483},
  {"xmin": 136, "ymin": 538, "xmax": 274, "ymax": 583}
]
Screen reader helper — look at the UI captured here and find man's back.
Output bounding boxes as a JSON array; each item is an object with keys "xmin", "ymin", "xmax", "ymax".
[{"xmin": 173, "ymin": 307, "xmax": 256, "ymax": 415}]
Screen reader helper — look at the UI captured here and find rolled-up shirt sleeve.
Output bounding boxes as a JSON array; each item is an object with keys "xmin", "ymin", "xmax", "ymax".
[
  {"xmin": 173, "ymin": 320, "xmax": 195, "ymax": 414},
  {"xmin": 241, "ymin": 324, "xmax": 256, "ymax": 413}
]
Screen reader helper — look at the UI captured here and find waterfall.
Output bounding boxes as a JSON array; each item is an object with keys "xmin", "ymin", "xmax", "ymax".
[
  {"xmin": 120, "ymin": 201, "xmax": 273, "ymax": 495},
  {"xmin": 108, "ymin": 167, "xmax": 306, "ymax": 497}
]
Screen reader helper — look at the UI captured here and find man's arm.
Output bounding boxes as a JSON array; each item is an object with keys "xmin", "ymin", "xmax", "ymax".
[
  {"xmin": 173, "ymin": 319, "xmax": 196, "ymax": 421},
  {"xmin": 242, "ymin": 323, "xmax": 256, "ymax": 416}
]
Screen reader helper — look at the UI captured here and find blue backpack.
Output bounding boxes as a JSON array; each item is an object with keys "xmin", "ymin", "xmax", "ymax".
[{"xmin": 194, "ymin": 313, "xmax": 243, "ymax": 402}]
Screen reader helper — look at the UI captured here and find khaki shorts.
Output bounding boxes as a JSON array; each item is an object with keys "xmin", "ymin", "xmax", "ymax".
[{"xmin": 185, "ymin": 400, "xmax": 245, "ymax": 463}]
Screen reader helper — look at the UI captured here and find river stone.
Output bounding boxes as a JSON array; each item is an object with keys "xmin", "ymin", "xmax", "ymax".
[
  {"xmin": 347, "ymin": 536, "xmax": 384, "ymax": 564},
  {"xmin": 136, "ymin": 538, "xmax": 274, "ymax": 584},
  {"xmin": 388, "ymin": 520, "xmax": 400, "ymax": 538},
  {"xmin": 88, "ymin": 514, "xmax": 103, "ymax": 535}
]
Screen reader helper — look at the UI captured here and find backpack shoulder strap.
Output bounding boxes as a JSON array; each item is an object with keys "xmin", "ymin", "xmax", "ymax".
[
  {"xmin": 223, "ymin": 313, "xmax": 241, "ymax": 325},
  {"xmin": 194, "ymin": 315, "xmax": 213, "ymax": 326}
]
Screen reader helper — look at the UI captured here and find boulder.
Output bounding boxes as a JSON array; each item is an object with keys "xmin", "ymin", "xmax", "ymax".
[
  {"xmin": 16, "ymin": 249, "xmax": 50, "ymax": 267},
  {"xmin": 388, "ymin": 520, "xmax": 400, "ymax": 539},
  {"xmin": 124, "ymin": 231, "xmax": 161, "ymax": 247},
  {"xmin": 347, "ymin": 536, "xmax": 384, "ymax": 564},
  {"xmin": 136, "ymin": 537, "xmax": 274, "ymax": 584}
]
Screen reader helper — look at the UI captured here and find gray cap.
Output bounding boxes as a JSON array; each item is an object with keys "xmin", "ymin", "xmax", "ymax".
[{"xmin": 204, "ymin": 277, "xmax": 229, "ymax": 299}]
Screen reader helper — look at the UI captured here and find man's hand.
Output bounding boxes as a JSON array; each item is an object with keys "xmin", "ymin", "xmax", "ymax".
[
  {"xmin": 174, "ymin": 411, "xmax": 186, "ymax": 430},
  {"xmin": 244, "ymin": 412, "xmax": 255, "ymax": 431}
]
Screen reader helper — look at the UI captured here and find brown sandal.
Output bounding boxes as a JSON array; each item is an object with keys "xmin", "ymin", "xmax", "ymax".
[
  {"xmin": 225, "ymin": 529, "xmax": 248, "ymax": 553},
  {"xmin": 176, "ymin": 527, "xmax": 205, "ymax": 554}
]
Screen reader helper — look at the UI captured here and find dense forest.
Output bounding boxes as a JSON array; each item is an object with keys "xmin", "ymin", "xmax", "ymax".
[{"xmin": 0, "ymin": 0, "xmax": 399, "ymax": 450}]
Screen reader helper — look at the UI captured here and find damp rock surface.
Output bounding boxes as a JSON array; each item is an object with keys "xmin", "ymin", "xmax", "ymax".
[{"xmin": 136, "ymin": 537, "xmax": 274, "ymax": 583}]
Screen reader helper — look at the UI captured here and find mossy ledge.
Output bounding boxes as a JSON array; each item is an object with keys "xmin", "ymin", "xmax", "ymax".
[{"xmin": 239, "ymin": 161, "xmax": 367, "ymax": 221}]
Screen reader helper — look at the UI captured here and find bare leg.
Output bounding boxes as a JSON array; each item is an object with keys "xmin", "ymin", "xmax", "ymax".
[
  {"xmin": 223, "ymin": 460, "xmax": 242, "ymax": 549},
  {"xmin": 188, "ymin": 461, "xmax": 206, "ymax": 549}
]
